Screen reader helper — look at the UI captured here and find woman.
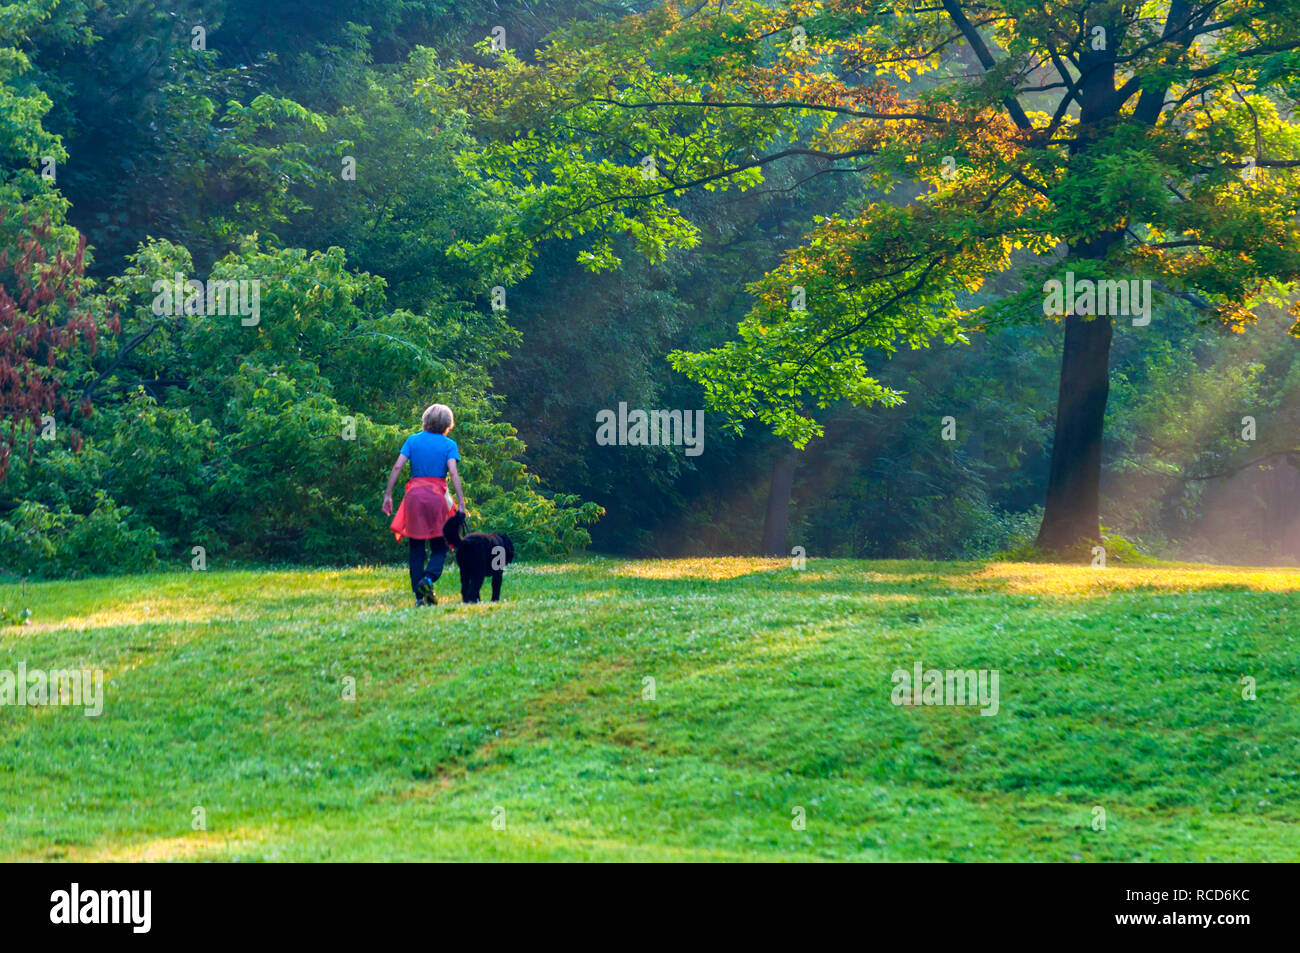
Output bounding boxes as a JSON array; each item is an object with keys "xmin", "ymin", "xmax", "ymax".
[{"xmin": 382, "ymin": 403, "xmax": 467, "ymax": 605}]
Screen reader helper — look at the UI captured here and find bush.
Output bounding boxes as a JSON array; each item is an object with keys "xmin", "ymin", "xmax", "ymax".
[
  {"xmin": 964, "ymin": 505, "xmax": 1044, "ymax": 560},
  {"xmin": 0, "ymin": 493, "xmax": 164, "ymax": 578}
]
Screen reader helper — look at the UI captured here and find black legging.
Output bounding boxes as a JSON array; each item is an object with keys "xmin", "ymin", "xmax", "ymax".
[{"xmin": 408, "ymin": 537, "xmax": 448, "ymax": 594}]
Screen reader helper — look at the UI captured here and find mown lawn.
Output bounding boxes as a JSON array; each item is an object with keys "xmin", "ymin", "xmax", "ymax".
[{"xmin": 1, "ymin": 557, "xmax": 1296, "ymax": 861}]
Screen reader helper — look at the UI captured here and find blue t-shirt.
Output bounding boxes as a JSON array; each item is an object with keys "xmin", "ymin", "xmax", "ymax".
[{"xmin": 400, "ymin": 431, "xmax": 460, "ymax": 478}]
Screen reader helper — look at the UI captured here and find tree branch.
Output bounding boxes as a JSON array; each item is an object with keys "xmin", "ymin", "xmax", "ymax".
[
  {"xmin": 81, "ymin": 325, "xmax": 159, "ymax": 401},
  {"xmin": 590, "ymin": 98, "xmax": 945, "ymax": 124},
  {"xmin": 1185, "ymin": 450, "xmax": 1299, "ymax": 481},
  {"xmin": 939, "ymin": 0, "xmax": 1033, "ymax": 131}
]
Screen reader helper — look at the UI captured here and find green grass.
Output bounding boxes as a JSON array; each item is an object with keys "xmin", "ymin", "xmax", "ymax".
[{"xmin": 2, "ymin": 557, "xmax": 1297, "ymax": 861}]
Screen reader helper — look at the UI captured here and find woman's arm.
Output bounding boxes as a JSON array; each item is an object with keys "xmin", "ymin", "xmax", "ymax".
[
  {"xmin": 381, "ymin": 454, "xmax": 407, "ymax": 516},
  {"xmin": 447, "ymin": 458, "xmax": 466, "ymax": 512}
]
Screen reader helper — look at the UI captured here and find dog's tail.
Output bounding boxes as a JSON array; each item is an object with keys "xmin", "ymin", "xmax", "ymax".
[{"xmin": 443, "ymin": 511, "xmax": 466, "ymax": 548}]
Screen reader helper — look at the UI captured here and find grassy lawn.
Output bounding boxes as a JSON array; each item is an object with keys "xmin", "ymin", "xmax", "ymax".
[{"xmin": 1, "ymin": 557, "xmax": 1297, "ymax": 861}]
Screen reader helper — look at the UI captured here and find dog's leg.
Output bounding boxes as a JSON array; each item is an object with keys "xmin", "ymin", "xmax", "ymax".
[
  {"xmin": 465, "ymin": 572, "xmax": 485, "ymax": 603},
  {"xmin": 460, "ymin": 572, "xmax": 474, "ymax": 603},
  {"xmin": 491, "ymin": 570, "xmax": 503, "ymax": 602}
]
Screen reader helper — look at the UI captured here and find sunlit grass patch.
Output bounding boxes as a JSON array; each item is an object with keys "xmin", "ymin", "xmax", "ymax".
[
  {"xmin": 969, "ymin": 562, "xmax": 1300, "ymax": 595},
  {"xmin": 610, "ymin": 556, "xmax": 790, "ymax": 580}
]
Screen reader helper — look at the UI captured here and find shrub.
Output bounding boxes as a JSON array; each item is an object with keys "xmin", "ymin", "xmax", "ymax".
[{"xmin": 0, "ymin": 492, "xmax": 163, "ymax": 578}]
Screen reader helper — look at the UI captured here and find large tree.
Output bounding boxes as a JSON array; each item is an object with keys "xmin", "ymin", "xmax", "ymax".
[{"xmin": 444, "ymin": 0, "xmax": 1300, "ymax": 554}]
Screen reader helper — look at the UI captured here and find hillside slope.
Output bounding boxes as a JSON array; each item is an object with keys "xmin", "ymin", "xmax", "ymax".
[{"xmin": 2, "ymin": 558, "xmax": 1297, "ymax": 861}]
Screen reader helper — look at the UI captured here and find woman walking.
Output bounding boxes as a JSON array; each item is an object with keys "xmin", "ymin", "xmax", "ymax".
[{"xmin": 382, "ymin": 404, "xmax": 467, "ymax": 605}]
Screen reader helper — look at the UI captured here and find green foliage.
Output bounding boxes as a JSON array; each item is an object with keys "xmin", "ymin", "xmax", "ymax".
[
  {"xmin": 7, "ymin": 0, "xmax": 1300, "ymax": 572},
  {"xmin": 436, "ymin": 0, "xmax": 1300, "ymax": 557},
  {"xmin": 0, "ymin": 2, "xmax": 613, "ymax": 578},
  {"xmin": 278, "ymin": 50, "xmax": 508, "ymax": 311},
  {"xmin": 2, "ymin": 232, "xmax": 596, "ymax": 575},
  {"xmin": 0, "ymin": 493, "xmax": 163, "ymax": 578},
  {"xmin": 1097, "ymin": 529, "xmax": 1158, "ymax": 567}
]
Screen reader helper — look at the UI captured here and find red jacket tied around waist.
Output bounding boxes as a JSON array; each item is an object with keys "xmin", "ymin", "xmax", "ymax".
[{"xmin": 390, "ymin": 476, "xmax": 457, "ymax": 541}]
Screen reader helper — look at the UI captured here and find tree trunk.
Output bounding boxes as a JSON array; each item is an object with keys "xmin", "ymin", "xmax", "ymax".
[
  {"xmin": 1031, "ymin": 21, "xmax": 1129, "ymax": 556},
  {"xmin": 1035, "ymin": 310, "xmax": 1113, "ymax": 553},
  {"xmin": 760, "ymin": 451, "xmax": 796, "ymax": 555}
]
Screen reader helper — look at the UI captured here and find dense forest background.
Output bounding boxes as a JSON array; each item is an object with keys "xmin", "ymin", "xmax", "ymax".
[{"xmin": 2, "ymin": 0, "xmax": 1298, "ymax": 577}]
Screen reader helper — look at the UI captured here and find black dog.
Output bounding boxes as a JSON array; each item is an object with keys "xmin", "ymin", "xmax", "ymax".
[{"xmin": 442, "ymin": 512, "xmax": 515, "ymax": 603}]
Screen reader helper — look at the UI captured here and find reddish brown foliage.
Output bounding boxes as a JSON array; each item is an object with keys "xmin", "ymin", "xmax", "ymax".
[{"xmin": 0, "ymin": 208, "xmax": 116, "ymax": 481}]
